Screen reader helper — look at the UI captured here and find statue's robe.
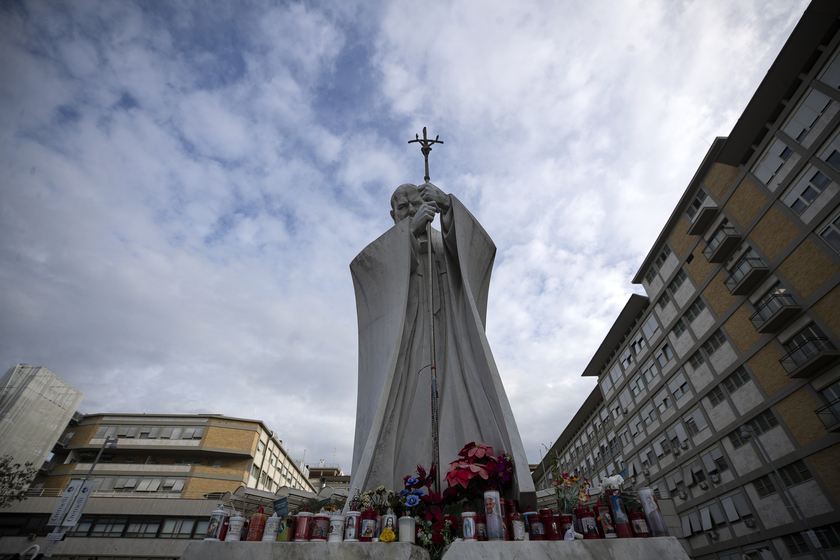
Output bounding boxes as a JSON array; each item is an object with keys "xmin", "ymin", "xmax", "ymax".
[{"xmin": 348, "ymin": 196, "xmax": 535, "ymax": 507}]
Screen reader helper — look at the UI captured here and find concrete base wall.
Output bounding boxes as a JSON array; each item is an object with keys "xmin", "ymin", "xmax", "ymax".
[{"xmin": 181, "ymin": 537, "xmax": 689, "ymax": 560}]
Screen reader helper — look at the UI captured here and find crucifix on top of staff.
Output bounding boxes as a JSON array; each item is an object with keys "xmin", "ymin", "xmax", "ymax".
[{"xmin": 408, "ymin": 126, "xmax": 444, "ymax": 493}]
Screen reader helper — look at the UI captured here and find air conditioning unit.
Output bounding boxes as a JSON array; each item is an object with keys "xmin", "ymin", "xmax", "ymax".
[
  {"xmin": 678, "ymin": 491, "xmax": 688, "ymax": 500},
  {"xmin": 744, "ymin": 518, "xmax": 757, "ymax": 528},
  {"xmin": 680, "ymin": 441, "xmax": 689, "ymax": 450},
  {"xmin": 673, "ymin": 448, "xmax": 681, "ymax": 456},
  {"xmin": 622, "ymin": 407, "xmax": 628, "ymax": 414},
  {"xmin": 707, "ymin": 530, "xmax": 719, "ymax": 540},
  {"xmin": 699, "ymin": 481, "xmax": 709, "ymax": 490},
  {"xmin": 710, "ymin": 474, "xmax": 720, "ymax": 483},
  {"xmin": 643, "ymin": 469, "xmax": 650, "ymax": 477}
]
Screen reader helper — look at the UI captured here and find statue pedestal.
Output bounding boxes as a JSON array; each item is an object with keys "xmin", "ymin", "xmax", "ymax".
[{"xmin": 180, "ymin": 537, "xmax": 689, "ymax": 560}]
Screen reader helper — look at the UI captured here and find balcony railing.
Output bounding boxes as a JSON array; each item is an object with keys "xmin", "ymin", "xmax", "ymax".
[
  {"xmin": 816, "ymin": 398, "xmax": 840, "ymax": 432},
  {"xmin": 687, "ymin": 205, "xmax": 719, "ymax": 236},
  {"xmin": 725, "ymin": 256, "xmax": 768, "ymax": 295},
  {"xmin": 779, "ymin": 337, "xmax": 840, "ymax": 378},
  {"xmin": 750, "ymin": 293, "xmax": 800, "ymax": 332},
  {"xmin": 703, "ymin": 226, "xmax": 742, "ymax": 263}
]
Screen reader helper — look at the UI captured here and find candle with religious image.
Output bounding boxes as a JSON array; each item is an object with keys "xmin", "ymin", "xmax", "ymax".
[{"xmin": 483, "ymin": 491, "xmax": 505, "ymax": 541}]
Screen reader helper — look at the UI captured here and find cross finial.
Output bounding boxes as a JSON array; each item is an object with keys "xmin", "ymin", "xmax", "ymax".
[{"xmin": 408, "ymin": 127, "xmax": 444, "ymax": 182}]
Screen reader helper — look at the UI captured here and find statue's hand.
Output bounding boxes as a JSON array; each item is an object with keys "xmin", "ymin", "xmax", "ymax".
[
  {"xmin": 418, "ymin": 182, "xmax": 451, "ymax": 213},
  {"xmin": 410, "ymin": 201, "xmax": 438, "ymax": 236}
]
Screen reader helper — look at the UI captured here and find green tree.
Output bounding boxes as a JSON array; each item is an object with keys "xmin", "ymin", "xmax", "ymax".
[{"xmin": 0, "ymin": 455, "xmax": 37, "ymax": 508}]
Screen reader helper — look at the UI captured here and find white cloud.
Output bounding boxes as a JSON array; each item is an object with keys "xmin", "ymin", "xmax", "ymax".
[{"xmin": 0, "ymin": 0, "xmax": 811, "ymax": 478}]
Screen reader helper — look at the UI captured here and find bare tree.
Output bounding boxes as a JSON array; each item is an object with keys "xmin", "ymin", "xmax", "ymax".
[{"xmin": 0, "ymin": 455, "xmax": 37, "ymax": 508}]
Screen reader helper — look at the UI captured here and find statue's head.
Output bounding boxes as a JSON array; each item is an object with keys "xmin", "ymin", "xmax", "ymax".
[{"xmin": 390, "ymin": 183, "xmax": 424, "ymax": 225}]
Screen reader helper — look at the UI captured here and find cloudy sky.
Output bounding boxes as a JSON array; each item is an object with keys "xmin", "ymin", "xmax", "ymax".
[{"xmin": 1, "ymin": 0, "xmax": 810, "ymax": 474}]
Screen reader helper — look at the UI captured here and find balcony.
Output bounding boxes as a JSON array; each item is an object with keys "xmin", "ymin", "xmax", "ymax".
[
  {"xmin": 687, "ymin": 205, "xmax": 719, "ymax": 235},
  {"xmin": 779, "ymin": 337, "xmax": 840, "ymax": 378},
  {"xmin": 703, "ymin": 226, "xmax": 742, "ymax": 263},
  {"xmin": 725, "ymin": 256, "xmax": 768, "ymax": 295},
  {"xmin": 750, "ymin": 294, "xmax": 800, "ymax": 333},
  {"xmin": 816, "ymin": 398, "xmax": 840, "ymax": 432}
]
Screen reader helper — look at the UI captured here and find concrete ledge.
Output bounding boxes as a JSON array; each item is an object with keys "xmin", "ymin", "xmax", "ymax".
[
  {"xmin": 181, "ymin": 537, "xmax": 689, "ymax": 560},
  {"xmin": 443, "ymin": 538, "xmax": 689, "ymax": 559},
  {"xmin": 181, "ymin": 542, "xmax": 430, "ymax": 560}
]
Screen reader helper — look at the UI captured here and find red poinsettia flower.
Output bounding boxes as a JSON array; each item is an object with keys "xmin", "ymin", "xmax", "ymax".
[
  {"xmin": 443, "ymin": 514, "xmax": 459, "ymax": 532},
  {"xmin": 431, "ymin": 531, "xmax": 444, "ymax": 545},
  {"xmin": 457, "ymin": 442, "xmax": 494, "ymax": 460}
]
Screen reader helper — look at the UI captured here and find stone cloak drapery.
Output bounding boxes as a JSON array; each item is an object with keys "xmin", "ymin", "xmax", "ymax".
[{"xmin": 348, "ymin": 196, "xmax": 535, "ymax": 507}]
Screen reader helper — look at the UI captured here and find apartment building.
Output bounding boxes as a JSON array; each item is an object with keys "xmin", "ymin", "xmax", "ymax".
[
  {"xmin": 0, "ymin": 412, "xmax": 314, "ymax": 558},
  {"xmin": 0, "ymin": 364, "xmax": 84, "ymax": 470},
  {"xmin": 534, "ymin": 3, "xmax": 840, "ymax": 559}
]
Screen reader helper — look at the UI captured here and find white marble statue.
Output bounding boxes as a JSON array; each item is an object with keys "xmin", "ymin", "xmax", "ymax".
[{"xmin": 348, "ymin": 181, "xmax": 535, "ymax": 507}]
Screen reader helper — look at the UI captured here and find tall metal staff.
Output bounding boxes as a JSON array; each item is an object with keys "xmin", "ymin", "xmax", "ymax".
[{"xmin": 408, "ymin": 127, "xmax": 444, "ymax": 492}]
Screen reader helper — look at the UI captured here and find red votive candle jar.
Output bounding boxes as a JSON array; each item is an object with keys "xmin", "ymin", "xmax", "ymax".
[
  {"xmin": 575, "ymin": 507, "xmax": 599, "ymax": 539},
  {"xmin": 629, "ymin": 511, "xmax": 650, "ymax": 537}
]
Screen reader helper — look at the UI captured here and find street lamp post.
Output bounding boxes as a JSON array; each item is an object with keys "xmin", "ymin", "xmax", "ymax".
[
  {"xmin": 740, "ymin": 424, "xmax": 827, "ymax": 560},
  {"xmin": 42, "ymin": 436, "xmax": 118, "ymax": 557}
]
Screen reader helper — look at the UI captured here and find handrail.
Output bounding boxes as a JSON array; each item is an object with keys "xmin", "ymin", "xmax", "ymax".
[
  {"xmin": 703, "ymin": 226, "xmax": 739, "ymax": 258},
  {"xmin": 724, "ymin": 256, "xmax": 765, "ymax": 289},
  {"xmin": 815, "ymin": 397, "xmax": 840, "ymax": 428},
  {"xmin": 750, "ymin": 293, "xmax": 797, "ymax": 326},
  {"xmin": 779, "ymin": 337, "xmax": 837, "ymax": 372}
]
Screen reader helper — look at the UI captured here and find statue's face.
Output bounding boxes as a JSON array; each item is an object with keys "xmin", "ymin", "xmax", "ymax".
[{"xmin": 391, "ymin": 186, "xmax": 424, "ymax": 224}]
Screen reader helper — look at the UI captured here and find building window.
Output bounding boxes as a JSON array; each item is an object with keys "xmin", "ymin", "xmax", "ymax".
[
  {"xmin": 782, "ymin": 533, "xmax": 811, "ymax": 556},
  {"xmin": 672, "ymin": 318, "xmax": 687, "ymax": 338},
  {"xmin": 778, "ymin": 460, "xmax": 813, "ymax": 487},
  {"xmin": 620, "ymin": 348, "xmax": 634, "ymax": 369},
  {"xmin": 685, "ymin": 298, "xmax": 706, "ymax": 322},
  {"xmin": 702, "ymin": 329, "xmax": 726, "ymax": 356},
  {"xmin": 688, "ymin": 351, "xmax": 705, "ymax": 370},
  {"xmin": 630, "ymin": 332, "xmax": 646, "ymax": 354},
  {"xmin": 684, "ymin": 409, "xmax": 708, "ymax": 436},
  {"xmin": 658, "ymin": 291, "xmax": 671, "ymax": 308},
  {"xmin": 708, "ymin": 386, "xmax": 725, "ymax": 407},
  {"xmin": 89, "ymin": 516, "xmax": 129, "ymax": 537},
  {"xmin": 212, "ymin": 459, "xmax": 223, "ymax": 468},
  {"xmin": 641, "ymin": 359, "xmax": 659, "ymax": 383},
  {"xmin": 819, "ymin": 129, "xmax": 840, "ymax": 171},
  {"xmin": 783, "ymin": 89, "xmax": 832, "ymax": 142},
  {"xmin": 686, "ymin": 190, "xmax": 708, "ymax": 219},
  {"xmin": 753, "ymin": 474, "xmax": 777, "ymax": 498},
  {"xmin": 642, "ymin": 315, "xmax": 659, "ymax": 340},
  {"xmin": 722, "ymin": 367, "xmax": 750, "ymax": 394},
  {"xmin": 656, "ymin": 344, "xmax": 674, "ymax": 367},
  {"xmin": 815, "ymin": 523, "xmax": 840, "ymax": 550},
  {"xmin": 654, "ymin": 388, "xmax": 671, "ymax": 414},
  {"xmin": 784, "ymin": 167, "xmax": 832, "ymax": 214},
  {"xmin": 159, "ymin": 518, "xmax": 197, "ymax": 539},
  {"xmin": 754, "ymin": 138, "xmax": 794, "ymax": 185},
  {"xmin": 750, "ymin": 409, "xmax": 780, "ymax": 437},
  {"xmin": 631, "ymin": 376, "xmax": 644, "ymax": 396},
  {"xmin": 819, "ymin": 211, "xmax": 840, "ymax": 252},
  {"xmin": 645, "ymin": 268, "xmax": 657, "ymax": 284},
  {"xmin": 700, "ymin": 446, "xmax": 728, "ymax": 473},
  {"xmin": 668, "ymin": 372, "xmax": 689, "ymax": 399},
  {"xmin": 655, "ymin": 245, "xmax": 672, "ymax": 269},
  {"xmin": 667, "ymin": 269, "xmax": 688, "ymax": 295},
  {"xmin": 126, "ymin": 518, "xmax": 162, "ymax": 538},
  {"xmin": 251, "ymin": 464, "xmax": 260, "ymax": 479}
]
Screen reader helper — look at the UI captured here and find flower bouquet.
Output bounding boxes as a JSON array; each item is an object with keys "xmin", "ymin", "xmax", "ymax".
[
  {"xmin": 550, "ymin": 471, "xmax": 591, "ymax": 514},
  {"xmin": 443, "ymin": 442, "xmax": 513, "ymax": 503},
  {"xmin": 416, "ymin": 514, "xmax": 459, "ymax": 560}
]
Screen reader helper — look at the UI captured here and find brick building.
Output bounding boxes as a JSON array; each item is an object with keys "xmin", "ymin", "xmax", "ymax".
[
  {"xmin": 534, "ymin": 2, "xmax": 840, "ymax": 559},
  {"xmin": 0, "ymin": 412, "xmax": 314, "ymax": 558}
]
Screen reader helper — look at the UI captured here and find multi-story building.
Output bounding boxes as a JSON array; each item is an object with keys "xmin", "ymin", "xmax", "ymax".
[
  {"xmin": 0, "ymin": 412, "xmax": 315, "ymax": 558},
  {"xmin": 308, "ymin": 460, "xmax": 350, "ymax": 493},
  {"xmin": 534, "ymin": 2, "xmax": 840, "ymax": 559},
  {"xmin": 0, "ymin": 364, "xmax": 84, "ymax": 470}
]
